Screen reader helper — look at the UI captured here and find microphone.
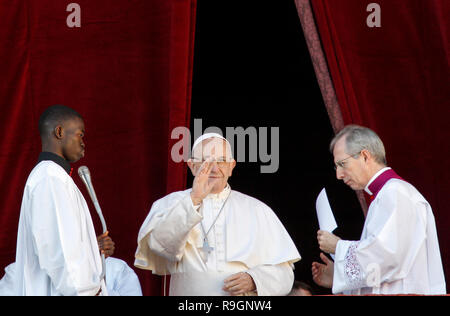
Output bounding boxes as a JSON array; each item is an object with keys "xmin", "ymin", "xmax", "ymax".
[{"xmin": 78, "ymin": 165, "xmax": 107, "ymax": 281}]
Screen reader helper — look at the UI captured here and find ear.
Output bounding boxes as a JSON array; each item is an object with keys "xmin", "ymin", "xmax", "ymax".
[
  {"xmin": 360, "ymin": 149, "xmax": 371, "ymax": 162},
  {"xmin": 228, "ymin": 159, "xmax": 237, "ymax": 177},
  {"xmin": 187, "ymin": 159, "xmax": 197, "ymax": 176},
  {"xmin": 54, "ymin": 125, "xmax": 64, "ymax": 140}
]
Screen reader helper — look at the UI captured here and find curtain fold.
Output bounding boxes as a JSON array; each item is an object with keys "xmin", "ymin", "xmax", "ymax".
[
  {"xmin": 294, "ymin": 0, "xmax": 368, "ymax": 215},
  {"xmin": 294, "ymin": 0, "xmax": 345, "ymax": 134}
]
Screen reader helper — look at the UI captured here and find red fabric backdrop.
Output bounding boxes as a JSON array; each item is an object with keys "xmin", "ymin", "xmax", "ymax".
[
  {"xmin": 0, "ymin": 0, "xmax": 196, "ymax": 295},
  {"xmin": 310, "ymin": 0, "xmax": 450, "ymax": 291}
]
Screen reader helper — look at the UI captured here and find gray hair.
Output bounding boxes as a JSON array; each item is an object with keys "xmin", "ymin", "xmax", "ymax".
[{"xmin": 330, "ymin": 125, "xmax": 387, "ymax": 165}]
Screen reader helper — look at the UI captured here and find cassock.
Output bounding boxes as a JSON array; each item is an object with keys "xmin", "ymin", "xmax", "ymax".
[
  {"xmin": 135, "ymin": 185, "xmax": 301, "ymax": 296},
  {"xmin": 105, "ymin": 257, "xmax": 142, "ymax": 296},
  {"xmin": 333, "ymin": 168, "xmax": 446, "ymax": 294},
  {"xmin": 11, "ymin": 152, "xmax": 107, "ymax": 296}
]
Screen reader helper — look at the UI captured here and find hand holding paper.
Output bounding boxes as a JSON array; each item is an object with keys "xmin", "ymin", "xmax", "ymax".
[{"xmin": 317, "ymin": 230, "xmax": 340, "ymax": 254}]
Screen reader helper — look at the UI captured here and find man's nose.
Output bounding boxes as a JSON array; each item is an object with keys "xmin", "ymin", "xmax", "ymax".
[
  {"xmin": 336, "ymin": 167, "xmax": 344, "ymax": 180},
  {"xmin": 210, "ymin": 161, "xmax": 219, "ymax": 172}
]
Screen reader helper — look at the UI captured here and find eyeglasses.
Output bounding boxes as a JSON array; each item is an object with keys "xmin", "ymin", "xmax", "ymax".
[
  {"xmin": 191, "ymin": 157, "xmax": 232, "ymax": 168},
  {"xmin": 334, "ymin": 152, "xmax": 361, "ymax": 170}
]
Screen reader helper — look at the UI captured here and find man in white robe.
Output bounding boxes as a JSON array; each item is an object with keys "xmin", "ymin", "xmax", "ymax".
[
  {"xmin": 135, "ymin": 133, "xmax": 300, "ymax": 296},
  {"xmin": 312, "ymin": 125, "xmax": 446, "ymax": 294},
  {"xmin": 0, "ymin": 105, "xmax": 107, "ymax": 296},
  {"xmin": 105, "ymin": 257, "xmax": 142, "ymax": 296}
]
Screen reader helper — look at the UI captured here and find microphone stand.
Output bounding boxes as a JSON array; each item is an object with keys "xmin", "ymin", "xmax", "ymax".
[{"xmin": 78, "ymin": 166, "xmax": 107, "ymax": 284}]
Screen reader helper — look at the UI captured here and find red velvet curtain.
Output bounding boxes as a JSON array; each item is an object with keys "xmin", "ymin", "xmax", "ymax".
[
  {"xmin": 309, "ymin": 0, "xmax": 450, "ymax": 291},
  {"xmin": 0, "ymin": 0, "xmax": 196, "ymax": 296}
]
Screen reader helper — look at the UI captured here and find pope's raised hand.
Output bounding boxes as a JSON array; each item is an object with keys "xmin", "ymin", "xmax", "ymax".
[{"xmin": 190, "ymin": 158, "xmax": 218, "ymax": 206}]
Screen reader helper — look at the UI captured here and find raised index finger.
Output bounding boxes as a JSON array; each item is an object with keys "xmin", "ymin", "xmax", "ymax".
[{"xmin": 197, "ymin": 157, "xmax": 212, "ymax": 174}]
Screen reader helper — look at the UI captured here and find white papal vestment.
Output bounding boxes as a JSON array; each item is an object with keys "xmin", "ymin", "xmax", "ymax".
[
  {"xmin": 4, "ymin": 160, "xmax": 107, "ymax": 296},
  {"xmin": 135, "ymin": 185, "xmax": 301, "ymax": 296},
  {"xmin": 333, "ymin": 168, "xmax": 446, "ymax": 294}
]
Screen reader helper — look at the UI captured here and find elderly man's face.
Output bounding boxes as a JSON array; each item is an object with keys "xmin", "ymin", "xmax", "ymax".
[
  {"xmin": 190, "ymin": 137, "xmax": 236, "ymax": 194},
  {"xmin": 333, "ymin": 136, "xmax": 370, "ymax": 190}
]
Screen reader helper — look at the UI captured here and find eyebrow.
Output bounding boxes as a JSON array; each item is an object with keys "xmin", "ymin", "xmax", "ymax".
[{"xmin": 192, "ymin": 155, "xmax": 228, "ymax": 160}]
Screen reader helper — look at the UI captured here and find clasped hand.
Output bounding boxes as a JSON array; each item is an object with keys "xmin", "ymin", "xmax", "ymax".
[{"xmin": 223, "ymin": 272, "xmax": 256, "ymax": 296}]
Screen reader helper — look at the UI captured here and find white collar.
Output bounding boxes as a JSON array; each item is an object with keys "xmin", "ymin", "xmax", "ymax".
[
  {"xmin": 204, "ymin": 184, "xmax": 231, "ymax": 201},
  {"xmin": 364, "ymin": 167, "xmax": 391, "ymax": 195}
]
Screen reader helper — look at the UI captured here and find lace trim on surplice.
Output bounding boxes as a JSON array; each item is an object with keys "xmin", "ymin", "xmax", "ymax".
[{"xmin": 344, "ymin": 241, "xmax": 365, "ymax": 288}]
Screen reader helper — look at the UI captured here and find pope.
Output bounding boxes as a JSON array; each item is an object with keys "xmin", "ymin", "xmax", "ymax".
[{"xmin": 135, "ymin": 133, "xmax": 301, "ymax": 295}]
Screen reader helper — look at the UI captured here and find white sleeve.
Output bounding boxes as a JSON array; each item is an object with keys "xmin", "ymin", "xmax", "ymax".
[
  {"xmin": 246, "ymin": 262, "xmax": 294, "ymax": 296},
  {"xmin": 114, "ymin": 266, "xmax": 143, "ymax": 296},
  {"xmin": 147, "ymin": 195, "xmax": 203, "ymax": 262},
  {"xmin": 30, "ymin": 176, "xmax": 101, "ymax": 296},
  {"xmin": 332, "ymin": 240, "xmax": 364, "ymax": 293}
]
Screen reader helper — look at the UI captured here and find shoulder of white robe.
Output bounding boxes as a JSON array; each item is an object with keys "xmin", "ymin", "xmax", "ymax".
[
  {"xmin": 29, "ymin": 161, "xmax": 71, "ymax": 191},
  {"xmin": 226, "ymin": 190, "xmax": 301, "ymax": 266}
]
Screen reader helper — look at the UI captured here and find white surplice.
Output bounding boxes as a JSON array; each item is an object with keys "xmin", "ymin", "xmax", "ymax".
[
  {"xmin": 135, "ymin": 185, "xmax": 301, "ymax": 296},
  {"xmin": 105, "ymin": 257, "xmax": 142, "ymax": 296},
  {"xmin": 333, "ymin": 172, "xmax": 446, "ymax": 294},
  {"xmin": 10, "ymin": 160, "xmax": 106, "ymax": 296}
]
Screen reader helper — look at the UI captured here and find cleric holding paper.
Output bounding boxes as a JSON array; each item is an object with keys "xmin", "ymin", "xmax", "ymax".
[
  {"xmin": 135, "ymin": 133, "xmax": 300, "ymax": 295},
  {"xmin": 312, "ymin": 125, "xmax": 446, "ymax": 294},
  {"xmin": 4, "ymin": 105, "xmax": 107, "ymax": 295}
]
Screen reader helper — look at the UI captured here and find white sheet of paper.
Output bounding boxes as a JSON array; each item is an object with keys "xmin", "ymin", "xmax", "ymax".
[{"xmin": 316, "ymin": 187, "xmax": 337, "ymax": 233}]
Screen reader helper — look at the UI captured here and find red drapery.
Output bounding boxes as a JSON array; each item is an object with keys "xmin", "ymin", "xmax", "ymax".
[
  {"xmin": 309, "ymin": 0, "xmax": 450, "ymax": 291},
  {"xmin": 0, "ymin": 0, "xmax": 196, "ymax": 296}
]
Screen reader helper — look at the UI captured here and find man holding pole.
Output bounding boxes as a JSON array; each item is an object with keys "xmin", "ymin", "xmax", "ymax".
[{"xmin": 2, "ymin": 105, "xmax": 107, "ymax": 295}]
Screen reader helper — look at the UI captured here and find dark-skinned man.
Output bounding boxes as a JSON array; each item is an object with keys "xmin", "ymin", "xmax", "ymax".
[{"xmin": 1, "ymin": 105, "xmax": 108, "ymax": 295}]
